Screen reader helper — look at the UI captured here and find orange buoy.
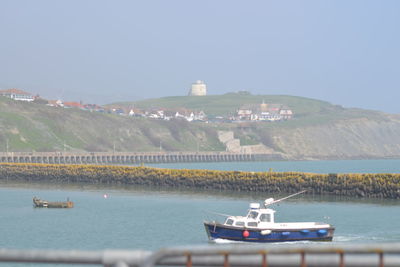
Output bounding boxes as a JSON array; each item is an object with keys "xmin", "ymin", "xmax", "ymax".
[{"xmin": 243, "ymin": 230, "xmax": 250, "ymax": 238}]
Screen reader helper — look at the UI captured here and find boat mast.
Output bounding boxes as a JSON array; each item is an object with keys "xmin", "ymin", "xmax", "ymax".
[{"xmin": 264, "ymin": 190, "xmax": 306, "ymax": 207}]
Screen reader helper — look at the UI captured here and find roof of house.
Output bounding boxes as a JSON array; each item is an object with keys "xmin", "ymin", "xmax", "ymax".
[
  {"xmin": 47, "ymin": 100, "xmax": 62, "ymax": 106},
  {"xmin": 0, "ymin": 88, "xmax": 33, "ymax": 96},
  {"xmin": 63, "ymin": 102, "xmax": 85, "ymax": 109},
  {"xmin": 173, "ymin": 108, "xmax": 193, "ymax": 116},
  {"xmin": 84, "ymin": 104, "xmax": 104, "ymax": 110}
]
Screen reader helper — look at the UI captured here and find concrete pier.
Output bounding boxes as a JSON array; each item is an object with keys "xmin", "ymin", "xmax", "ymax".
[{"xmin": 0, "ymin": 151, "xmax": 283, "ymax": 165}]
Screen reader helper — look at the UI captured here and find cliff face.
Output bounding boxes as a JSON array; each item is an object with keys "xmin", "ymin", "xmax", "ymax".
[{"xmin": 270, "ymin": 116, "xmax": 400, "ymax": 160}]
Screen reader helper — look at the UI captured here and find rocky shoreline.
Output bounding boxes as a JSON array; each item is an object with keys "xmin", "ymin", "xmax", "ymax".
[{"xmin": 0, "ymin": 163, "xmax": 399, "ymax": 199}]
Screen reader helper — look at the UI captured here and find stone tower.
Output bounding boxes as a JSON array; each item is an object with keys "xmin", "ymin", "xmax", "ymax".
[
  {"xmin": 260, "ymin": 99, "xmax": 268, "ymax": 112},
  {"xmin": 188, "ymin": 80, "xmax": 207, "ymax": 96}
]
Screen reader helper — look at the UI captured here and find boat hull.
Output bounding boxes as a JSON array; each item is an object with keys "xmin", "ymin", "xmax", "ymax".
[
  {"xmin": 33, "ymin": 197, "xmax": 74, "ymax": 208},
  {"xmin": 204, "ymin": 222, "xmax": 334, "ymax": 243}
]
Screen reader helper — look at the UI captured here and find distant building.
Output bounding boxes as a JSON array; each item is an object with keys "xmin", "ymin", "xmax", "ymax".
[
  {"xmin": 279, "ymin": 106, "xmax": 293, "ymax": 120},
  {"xmin": 83, "ymin": 103, "xmax": 105, "ymax": 112},
  {"xmin": 193, "ymin": 110, "xmax": 207, "ymax": 121},
  {"xmin": 235, "ymin": 102, "xmax": 294, "ymax": 122},
  {"xmin": 128, "ymin": 108, "xmax": 144, "ymax": 117},
  {"xmin": 0, "ymin": 88, "xmax": 35, "ymax": 102},
  {"xmin": 47, "ymin": 100, "xmax": 64, "ymax": 107},
  {"xmin": 63, "ymin": 102, "xmax": 85, "ymax": 109},
  {"xmin": 188, "ymin": 80, "xmax": 207, "ymax": 96},
  {"xmin": 237, "ymin": 105, "xmax": 254, "ymax": 120}
]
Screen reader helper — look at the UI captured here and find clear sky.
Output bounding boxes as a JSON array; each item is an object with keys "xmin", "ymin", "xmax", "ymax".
[{"xmin": 1, "ymin": 0, "xmax": 399, "ymax": 113}]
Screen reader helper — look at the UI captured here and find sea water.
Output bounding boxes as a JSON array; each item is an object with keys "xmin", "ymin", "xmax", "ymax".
[
  {"xmin": 1, "ymin": 160, "xmax": 400, "ymax": 265},
  {"xmin": 147, "ymin": 158, "xmax": 400, "ymax": 173}
]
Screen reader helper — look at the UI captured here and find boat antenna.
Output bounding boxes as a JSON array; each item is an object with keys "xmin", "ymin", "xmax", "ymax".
[{"xmin": 264, "ymin": 190, "xmax": 306, "ymax": 207}]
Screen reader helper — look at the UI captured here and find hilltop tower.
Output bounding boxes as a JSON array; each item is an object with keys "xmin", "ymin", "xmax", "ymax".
[
  {"xmin": 188, "ymin": 80, "xmax": 207, "ymax": 96},
  {"xmin": 260, "ymin": 99, "xmax": 268, "ymax": 112}
]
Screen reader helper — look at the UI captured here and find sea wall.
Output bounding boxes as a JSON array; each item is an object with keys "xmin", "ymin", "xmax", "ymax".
[
  {"xmin": 0, "ymin": 151, "xmax": 283, "ymax": 164},
  {"xmin": 0, "ymin": 163, "xmax": 399, "ymax": 198}
]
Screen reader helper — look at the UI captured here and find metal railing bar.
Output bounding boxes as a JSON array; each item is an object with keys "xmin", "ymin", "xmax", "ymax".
[
  {"xmin": 102, "ymin": 250, "xmax": 151, "ymax": 267},
  {"xmin": 156, "ymin": 254, "xmax": 392, "ymax": 267},
  {"xmin": 0, "ymin": 249, "xmax": 102, "ymax": 264},
  {"xmin": 0, "ymin": 249, "xmax": 151, "ymax": 266},
  {"xmin": 223, "ymin": 253, "xmax": 229, "ymax": 267},
  {"xmin": 186, "ymin": 254, "xmax": 192, "ymax": 267},
  {"xmin": 1, "ymin": 244, "xmax": 400, "ymax": 267},
  {"xmin": 112, "ymin": 261, "xmax": 130, "ymax": 267},
  {"xmin": 261, "ymin": 253, "xmax": 267, "ymax": 267},
  {"xmin": 139, "ymin": 243, "xmax": 400, "ymax": 267},
  {"xmin": 339, "ymin": 252, "xmax": 344, "ymax": 267},
  {"xmin": 300, "ymin": 252, "xmax": 306, "ymax": 267},
  {"xmin": 379, "ymin": 252, "xmax": 384, "ymax": 267},
  {"xmin": 147, "ymin": 243, "xmax": 400, "ymax": 256}
]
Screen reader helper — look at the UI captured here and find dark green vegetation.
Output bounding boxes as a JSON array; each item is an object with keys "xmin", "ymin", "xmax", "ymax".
[
  {"xmin": 1, "ymin": 163, "xmax": 399, "ymax": 199},
  {"xmin": 1, "ymin": 94, "xmax": 400, "ymax": 160}
]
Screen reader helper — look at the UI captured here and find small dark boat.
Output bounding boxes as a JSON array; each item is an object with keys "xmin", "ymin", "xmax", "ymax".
[{"xmin": 33, "ymin": 197, "xmax": 74, "ymax": 208}]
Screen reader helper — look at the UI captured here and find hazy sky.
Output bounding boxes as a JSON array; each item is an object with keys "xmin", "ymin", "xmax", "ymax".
[{"xmin": 1, "ymin": 0, "xmax": 399, "ymax": 113}]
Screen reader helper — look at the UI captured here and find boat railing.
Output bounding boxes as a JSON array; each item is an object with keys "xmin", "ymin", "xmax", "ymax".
[{"xmin": 1, "ymin": 242, "xmax": 400, "ymax": 266}]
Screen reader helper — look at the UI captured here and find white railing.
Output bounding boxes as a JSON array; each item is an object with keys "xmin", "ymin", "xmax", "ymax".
[{"xmin": 1, "ymin": 243, "xmax": 400, "ymax": 266}]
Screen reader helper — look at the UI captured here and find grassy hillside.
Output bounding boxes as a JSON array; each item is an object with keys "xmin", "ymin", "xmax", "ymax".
[
  {"xmin": 1, "ymin": 94, "xmax": 399, "ymax": 160},
  {"xmin": 0, "ymin": 97, "xmax": 224, "ymax": 152},
  {"xmin": 114, "ymin": 93, "xmax": 387, "ymax": 127},
  {"xmin": 116, "ymin": 93, "xmax": 334, "ymax": 116}
]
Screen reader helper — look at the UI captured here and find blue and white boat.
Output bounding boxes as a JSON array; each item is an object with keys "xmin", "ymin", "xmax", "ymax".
[{"xmin": 204, "ymin": 191, "xmax": 335, "ymax": 243}]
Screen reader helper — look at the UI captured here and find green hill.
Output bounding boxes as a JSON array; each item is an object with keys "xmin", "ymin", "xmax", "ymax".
[
  {"xmin": 0, "ymin": 97, "xmax": 223, "ymax": 152},
  {"xmin": 116, "ymin": 93, "xmax": 334, "ymax": 116},
  {"xmin": 1, "ymin": 94, "xmax": 400, "ymax": 160},
  {"xmin": 114, "ymin": 93, "xmax": 386, "ymax": 127}
]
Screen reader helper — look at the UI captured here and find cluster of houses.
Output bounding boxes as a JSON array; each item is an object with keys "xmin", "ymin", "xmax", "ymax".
[
  {"xmin": 0, "ymin": 88, "xmax": 36, "ymax": 102},
  {"xmin": 0, "ymin": 88, "xmax": 208, "ymax": 122},
  {"xmin": 0, "ymin": 88, "xmax": 293, "ymax": 123},
  {"xmin": 233, "ymin": 101, "xmax": 293, "ymax": 122},
  {"xmin": 110, "ymin": 107, "xmax": 208, "ymax": 122}
]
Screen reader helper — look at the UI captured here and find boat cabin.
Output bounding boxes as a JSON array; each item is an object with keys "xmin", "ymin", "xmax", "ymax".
[{"xmin": 224, "ymin": 202, "xmax": 275, "ymax": 228}]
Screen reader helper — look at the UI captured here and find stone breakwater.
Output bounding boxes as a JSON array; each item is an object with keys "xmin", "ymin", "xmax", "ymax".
[{"xmin": 0, "ymin": 163, "xmax": 399, "ymax": 199}]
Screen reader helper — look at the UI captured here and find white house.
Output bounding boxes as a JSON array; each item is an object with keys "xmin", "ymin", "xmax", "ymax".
[{"xmin": 0, "ymin": 88, "xmax": 35, "ymax": 102}]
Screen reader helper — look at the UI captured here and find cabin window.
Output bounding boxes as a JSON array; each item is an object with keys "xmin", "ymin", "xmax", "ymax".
[
  {"xmin": 225, "ymin": 219, "xmax": 234, "ymax": 225},
  {"xmin": 235, "ymin": 221, "xmax": 245, "ymax": 226},
  {"xmin": 248, "ymin": 211, "xmax": 259, "ymax": 220},
  {"xmin": 247, "ymin": 222, "xmax": 258, "ymax": 227},
  {"xmin": 260, "ymin": 214, "xmax": 271, "ymax": 222}
]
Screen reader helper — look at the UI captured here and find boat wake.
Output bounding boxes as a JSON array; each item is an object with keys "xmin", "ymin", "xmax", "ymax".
[
  {"xmin": 211, "ymin": 238, "xmax": 313, "ymax": 245},
  {"xmin": 213, "ymin": 238, "xmax": 245, "ymax": 244},
  {"xmin": 334, "ymin": 235, "xmax": 388, "ymax": 243},
  {"xmin": 213, "ymin": 236, "xmax": 387, "ymax": 244}
]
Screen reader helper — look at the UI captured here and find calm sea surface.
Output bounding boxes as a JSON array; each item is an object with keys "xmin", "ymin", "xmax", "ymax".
[
  {"xmin": 148, "ymin": 158, "xmax": 400, "ymax": 173},
  {"xmin": 1, "ymin": 160, "xmax": 400, "ymax": 265}
]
